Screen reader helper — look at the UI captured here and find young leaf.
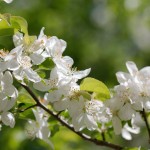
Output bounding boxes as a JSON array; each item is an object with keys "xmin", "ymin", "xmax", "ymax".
[
  {"xmin": 80, "ymin": 77, "xmax": 110, "ymax": 101},
  {"xmin": 38, "ymin": 58, "xmax": 55, "ymax": 70},
  {"xmin": 0, "ymin": 14, "xmax": 28, "ymax": 36},
  {"xmin": 11, "ymin": 16, "xmax": 28, "ymax": 35},
  {"xmin": 16, "ymin": 88, "xmax": 35, "ymax": 105},
  {"xmin": 0, "ymin": 14, "xmax": 14, "ymax": 36}
]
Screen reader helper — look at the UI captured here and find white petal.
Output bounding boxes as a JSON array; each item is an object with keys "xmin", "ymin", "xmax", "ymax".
[
  {"xmin": 72, "ymin": 114, "xmax": 85, "ymax": 131},
  {"xmin": 105, "ymin": 97, "xmax": 124, "ymax": 111},
  {"xmin": 3, "ymin": 0, "xmax": 13, "ymax": 3},
  {"xmin": 2, "ymin": 71, "xmax": 13, "ymax": 84},
  {"xmin": 118, "ymin": 103, "xmax": 135, "ymax": 121},
  {"xmin": 3, "ymin": 85, "xmax": 16, "ymax": 97},
  {"xmin": 85, "ymin": 114, "xmax": 98, "ymax": 130},
  {"xmin": 53, "ymin": 99, "xmax": 68, "ymax": 111},
  {"xmin": 73, "ymin": 68, "xmax": 91, "ymax": 80},
  {"xmin": 112, "ymin": 116, "xmax": 122, "ymax": 135},
  {"xmin": 0, "ymin": 98, "xmax": 8, "ymax": 111},
  {"xmin": 4, "ymin": 97, "xmax": 16, "ymax": 111},
  {"xmin": 7, "ymin": 59, "xmax": 20, "ymax": 71},
  {"xmin": 121, "ymin": 128, "xmax": 132, "ymax": 140},
  {"xmin": 13, "ymin": 67, "xmax": 24, "ymax": 81},
  {"xmin": 126, "ymin": 61, "xmax": 138, "ymax": 76},
  {"xmin": 13, "ymin": 32, "xmax": 23, "ymax": 47},
  {"xmin": 132, "ymin": 101, "xmax": 143, "ymax": 111},
  {"xmin": 41, "ymin": 50, "xmax": 50, "ymax": 58},
  {"xmin": 124, "ymin": 123, "xmax": 140, "ymax": 134},
  {"xmin": 33, "ymin": 80, "xmax": 51, "ymax": 92},
  {"xmin": 144, "ymin": 100, "xmax": 150, "ymax": 111},
  {"xmin": 0, "ymin": 62, "xmax": 7, "ymax": 72},
  {"xmin": 55, "ymin": 56, "xmax": 74, "ymax": 70},
  {"xmin": 38, "ymin": 126, "xmax": 50, "ymax": 140},
  {"xmin": 1, "ymin": 112, "xmax": 15, "ymax": 128},
  {"xmin": 38, "ymin": 27, "xmax": 45, "ymax": 39},
  {"xmin": 24, "ymin": 68, "xmax": 41, "ymax": 83},
  {"xmin": 62, "ymin": 56, "xmax": 74, "ymax": 68},
  {"xmin": 46, "ymin": 90, "xmax": 62, "ymax": 103},
  {"xmin": 30, "ymin": 53, "xmax": 45, "ymax": 65},
  {"xmin": 138, "ymin": 67, "xmax": 150, "ymax": 81},
  {"xmin": 50, "ymin": 67, "xmax": 58, "ymax": 80},
  {"xmin": 68, "ymin": 100, "xmax": 83, "ymax": 117},
  {"xmin": 116, "ymin": 72, "xmax": 132, "ymax": 84}
]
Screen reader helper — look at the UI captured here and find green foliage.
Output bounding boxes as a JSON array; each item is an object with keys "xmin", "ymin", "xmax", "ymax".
[
  {"xmin": 17, "ymin": 88, "xmax": 35, "ymax": 105},
  {"xmin": 16, "ymin": 88, "xmax": 35, "ymax": 120},
  {"xmin": 36, "ymin": 58, "xmax": 55, "ymax": 78},
  {"xmin": 0, "ymin": 13, "xmax": 28, "ymax": 36},
  {"xmin": 80, "ymin": 77, "xmax": 110, "ymax": 101},
  {"xmin": 38, "ymin": 58, "xmax": 55, "ymax": 71}
]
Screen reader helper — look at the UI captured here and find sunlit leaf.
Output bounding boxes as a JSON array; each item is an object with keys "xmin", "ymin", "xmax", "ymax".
[
  {"xmin": 0, "ymin": 13, "xmax": 28, "ymax": 36},
  {"xmin": 80, "ymin": 77, "xmax": 110, "ymax": 101},
  {"xmin": 16, "ymin": 88, "xmax": 35, "ymax": 104}
]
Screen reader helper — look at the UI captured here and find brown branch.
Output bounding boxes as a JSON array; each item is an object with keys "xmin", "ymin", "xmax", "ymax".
[
  {"xmin": 21, "ymin": 84, "xmax": 124, "ymax": 150},
  {"xmin": 19, "ymin": 104, "xmax": 38, "ymax": 113},
  {"xmin": 102, "ymin": 132, "xmax": 106, "ymax": 142},
  {"xmin": 140, "ymin": 109, "xmax": 150, "ymax": 143}
]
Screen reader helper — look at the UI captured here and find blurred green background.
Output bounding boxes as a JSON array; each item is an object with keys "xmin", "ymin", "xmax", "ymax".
[{"xmin": 0, "ymin": 0, "xmax": 150, "ymax": 149}]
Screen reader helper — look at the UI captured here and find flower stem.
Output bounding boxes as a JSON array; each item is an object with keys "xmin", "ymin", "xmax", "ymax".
[{"xmin": 22, "ymin": 84, "xmax": 124, "ymax": 150}]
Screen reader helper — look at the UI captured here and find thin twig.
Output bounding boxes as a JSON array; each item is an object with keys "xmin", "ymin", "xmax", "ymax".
[
  {"xmin": 140, "ymin": 109, "xmax": 150, "ymax": 143},
  {"xmin": 21, "ymin": 84, "xmax": 124, "ymax": 150},
  {"xmin": 102, "ymin": 132, "xmax": 106, "ymax": 142},
  {"xmin": 19, "ymin": 104, "xmax": 38, "ymax": 113}
]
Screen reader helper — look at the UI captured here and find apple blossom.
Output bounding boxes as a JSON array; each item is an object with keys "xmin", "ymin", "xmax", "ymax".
[
  {"xmin": 0, "ymin": 71, "xmax": 18, "ymax": 128},
  {"xmin": 26, "ymin": 108, "xmax": 54, "ymax": 149}
]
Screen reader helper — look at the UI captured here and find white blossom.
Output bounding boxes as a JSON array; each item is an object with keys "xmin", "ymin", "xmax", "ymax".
[
  {"xmin": 121, "ymin": 123, "xmax": 140, "ymax": 140},
  {"xmin": 3, "ymin": 46, "xmax": 41, "ymax": 83},
  {"xmin": 3, "ymin": 0, "xmax": 13, "ymax": 3},
  {"xmin": 68, "ymin": 96, "xmax": 111, "ymax": 131},
  {"xmin": 26, "ymin": 108, "xmax": 54, "ymax": 149},
  {"xmin": 116, "ymin": 61, "xmax": 150, "ymax": 112},
  {"xmin": 0, "ymin": 71, "xmax": 18, "ymax": 128}
]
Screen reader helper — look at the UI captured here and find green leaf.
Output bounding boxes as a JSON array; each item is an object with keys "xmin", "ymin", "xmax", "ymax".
[
  {"xmin": 37, "ymin": 70, "xmax": 46, "ymax": 78},
  {"xmin": 16, "ymin": 88, "xmax": 35, "ymax": 105},
  {"xmin": 19, "ymin": 107, "xmax": 35, "ymax": 120},
  {"xmin": 38, "ymin": 58, "xmax": 55, "ymax": 70},
  {"xmin": 80, "ymin": 77, "xmax": 110, "ymax": 101},
  {"xmin": 50, "ymin": 124, "xmax": 60, "ymax": 137},
  {"xmin": 0, "ymin": 14, "xmax": 14, "ymax": 36},
  {"xmin": 11, "ymin": 16, "xmax": 28, "ymax": 35},
  {"xmin": 0, "ymin": 13, "xmax": 28, "ymax": 36}
]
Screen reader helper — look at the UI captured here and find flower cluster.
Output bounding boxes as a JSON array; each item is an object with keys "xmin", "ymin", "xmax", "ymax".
[
  {"xmin": 0, "ymin": 71, "xmax": 17, "ymax": 129},
  {"xmin": 1, "ymin": 25, "xmax": 150, "ymax": 148},
  {"xmin": 31, "ymin": 28, "xmax": 111, "ymax": 132},
  {"xmin": 26, "ymin": 107, "xmax": 54, "ymax": 149},
  {"xmin": 0, "ymin": 28, "xmax": 111, "ymax": 145},
  {"xmin": 106, "ymin": 61, "xmax": 150, "ymax": 138}
]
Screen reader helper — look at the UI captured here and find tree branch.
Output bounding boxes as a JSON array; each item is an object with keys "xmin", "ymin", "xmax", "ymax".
[
  {"xmin": 19, "ymin": 104, "xmax": 38, "ymax": 113},
  {"xmin": 140, "ymin": 109, "xmax": 150, "ymax": 143},
  {"xmin": 21, "ymin": 84, "xmax": 124, "ymax": 150}
]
